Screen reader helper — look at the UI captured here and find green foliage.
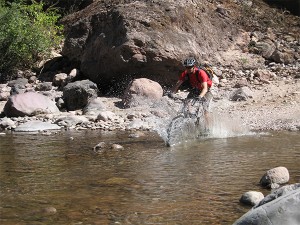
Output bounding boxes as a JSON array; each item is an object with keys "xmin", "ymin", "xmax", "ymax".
[{"xmin": 0, "ymin": 0, "xmax": 63, "ymax": 76}]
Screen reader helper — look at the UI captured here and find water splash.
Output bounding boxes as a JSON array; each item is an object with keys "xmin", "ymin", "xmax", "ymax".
[
  {"xmin": 153, "ymin": 109, "xmax": 253, "ymax": 147},
  {"xmin": 208, "ymin": 111, "xmax": 252, "ymax": 138}
]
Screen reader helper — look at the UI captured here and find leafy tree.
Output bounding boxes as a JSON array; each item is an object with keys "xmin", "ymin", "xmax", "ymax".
[{"xmin": 0, "ymin": 0, "xmax": 63, "ymax": 80}]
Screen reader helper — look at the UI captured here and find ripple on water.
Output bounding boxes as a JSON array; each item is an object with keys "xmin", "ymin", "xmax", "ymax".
[{"xmin": 0, "ymin": 130, "xmax": 299, "ymax": 224}]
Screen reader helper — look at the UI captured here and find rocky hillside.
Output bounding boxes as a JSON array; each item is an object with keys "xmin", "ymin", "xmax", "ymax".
[
  {"xmin": 57, "ymin": 0, "xmax": 299, "ymax": 93},
  {"xmin": 0, "ymin": 0, "xmax": 299, "ymax": 134}
]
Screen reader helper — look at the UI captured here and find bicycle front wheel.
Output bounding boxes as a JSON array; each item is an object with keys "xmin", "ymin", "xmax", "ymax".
[{"xmin": 166, "ymin": 115, "xmax": 187, "ymax": 147}]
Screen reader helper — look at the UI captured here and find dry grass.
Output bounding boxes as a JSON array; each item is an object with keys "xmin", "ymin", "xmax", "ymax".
[{"xmin": 236, "ymin": 0, "xmax": 300, "ymax": 35}]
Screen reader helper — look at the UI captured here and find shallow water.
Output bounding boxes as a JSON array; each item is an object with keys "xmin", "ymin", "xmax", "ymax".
[{"xmin": 0, "ymin": 130, "xmax": 299, "ymax": 225}]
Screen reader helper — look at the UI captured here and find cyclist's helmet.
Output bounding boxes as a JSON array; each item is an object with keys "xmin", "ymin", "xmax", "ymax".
[{"xmin": 183, "ymin": 57, "xmax": 196, "ymax": 67}]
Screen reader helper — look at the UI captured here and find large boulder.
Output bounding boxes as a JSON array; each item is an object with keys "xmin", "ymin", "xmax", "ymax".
[
  {"xmin": 255, "ymin": 183, "xmax": 300, "ymax": 208},
  {"xmin": 3, "ymin": 92, "xmax": 60, "ymax": 117},
  {"xmin": 260, "ymin": 166, "xmax": 290, "ymax": 188},
  {"xmin": 61, "ymin": 0, "xmax": 251, "ymax": 86},
  {"xmin": 122, "ymin": 78, "xmax": 163, "ymax": 107},
  {"xmin": 233, "ymin": 184, "xmax": 300, "ymax": 225},
  {"xmin": 62, "ymin": 80, "xmax": 99, "ymax": 111}
]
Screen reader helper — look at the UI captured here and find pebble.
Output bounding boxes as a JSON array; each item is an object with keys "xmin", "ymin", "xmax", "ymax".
[{"xmin": 0, "ymin": 63, "xmax": 299, "ymax": 133}]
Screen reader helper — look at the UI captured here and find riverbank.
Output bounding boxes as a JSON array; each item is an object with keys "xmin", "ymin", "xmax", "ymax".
[
  {"xmin": 214, "ymin": 77, "xmax": 300, "ymax": 131},
  {"xmin": 0, "ymin": 71, "xmax": 299, "ymax": 136}
]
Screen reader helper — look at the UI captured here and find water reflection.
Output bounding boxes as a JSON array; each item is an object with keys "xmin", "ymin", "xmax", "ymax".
[{"xmin": 0, "ymin": 131, "xmax": 299, "ymax": 224}]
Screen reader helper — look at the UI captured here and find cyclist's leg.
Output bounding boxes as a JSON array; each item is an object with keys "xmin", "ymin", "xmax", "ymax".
[
  {"xmin": 186, "ymin": 88, "xmax": 200, "ymax": 115},
  {"xmin": 203, "ymin": 91, "xmax": 213, "ymax": 129}
]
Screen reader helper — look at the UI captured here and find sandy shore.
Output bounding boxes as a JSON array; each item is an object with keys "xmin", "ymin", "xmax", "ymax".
[{"xmin": 214, "ymin": 79, "xmax": 300, "ymax": 131}]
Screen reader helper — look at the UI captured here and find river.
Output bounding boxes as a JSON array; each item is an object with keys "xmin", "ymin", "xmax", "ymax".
[{"xmin": 0, "ymin": 130, "xmax": 299, "ymax": 225}]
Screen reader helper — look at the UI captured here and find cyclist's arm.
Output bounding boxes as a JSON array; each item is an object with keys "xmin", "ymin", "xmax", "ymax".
[
  {"xmin": 199, "ymin": 82, "xmax": 208, "ymax": 98},
  {"xmin": 172, "ymin": 80, "xmax": 183, "ymax": 93}
]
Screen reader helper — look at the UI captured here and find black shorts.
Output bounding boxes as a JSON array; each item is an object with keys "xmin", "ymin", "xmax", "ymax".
[
  {"xmin": 186, "ymin": 88, "xmax": 200, "ymax": 99},
  {"xmin": 186, "ymin": 88, "xmax": 213, "ymax": 112}
]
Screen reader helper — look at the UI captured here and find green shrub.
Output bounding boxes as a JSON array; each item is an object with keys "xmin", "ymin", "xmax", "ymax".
[{"xmin": 0, "ymin": 0, "xmax": 63, "ymax": 79}]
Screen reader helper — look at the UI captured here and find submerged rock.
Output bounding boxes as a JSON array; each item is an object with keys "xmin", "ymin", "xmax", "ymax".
[{"xmin": 240, "ymin": 191, "xmax": 264, "ymax": 206}]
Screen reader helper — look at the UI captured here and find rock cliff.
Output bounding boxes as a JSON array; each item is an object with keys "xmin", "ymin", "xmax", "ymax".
[{"xmin": 60, "ymin": 0, "xmax": 299, "ymax": 93}]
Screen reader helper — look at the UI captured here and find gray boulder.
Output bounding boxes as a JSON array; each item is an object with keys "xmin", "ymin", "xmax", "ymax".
[
  {"xmin": 8, "ymin": 78, "xmax": 29, "ymax": 95},
  {"xmin": 8, "ymin": 78, "xmax": 28, "ymax": 88},
  {"xmin": 83, "ymin": 97, "xmax": 106, "ymax": 115},
  {"xmin": 254, "ymin": 69, "xmax": 273, "ymax": 82},
  {"xmin": 35, "ymin": 82, "xmax": 53, "ymax": 91},
  {"xmin": 260, "ymin": 166, "xmax": 289, "ymax": 188},
  {"xmin": 3, "ymin": 92, "xmax": 60, "ymax": 117},
  {"xmin": 55, "ymin": 115, "xmax": 89, "ymax": 127},
  {"xmin": 62, "ymin": 80, "xmax": 98, "ymax": 111},
  {"xmin": 240, "ymin": 191, "xmax": 264, "ymax": 206},
  {"xmin": 255, "ymin": 183, "xmax": 300, "ymax": 208},
  {"xmin": 53, "ymin": 69, "xmax": 78, "ymax": 88},
  {"xmin": 271, "ymin": 50, "xmax": 295, "ymax": 64},
  {"xmin": 230, "ymin": 87, "xmax": 254, "ymax": 101},
  {"xmin": 0, "ymin": 117, "xmax": 16, "ymax": 129},
  {"xmin": 251, "ymin": 40, "xmax": 276, "ymax": 59},
  {"xmin": 97, "ymin": 111, "xmax": 116, "ymax": 122},
  {"xmin": 233, "ymin": 185, "xmax": 300, "ymax": 225}
]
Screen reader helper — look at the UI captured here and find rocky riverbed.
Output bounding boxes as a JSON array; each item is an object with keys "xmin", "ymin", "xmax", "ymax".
[
  {"xmin": 1, "ymin": 0, "xmax": 300, "ymax": 138},
  {"xmin": 0, "ymin": 62, "xmax": 299, "ymax": 138}
]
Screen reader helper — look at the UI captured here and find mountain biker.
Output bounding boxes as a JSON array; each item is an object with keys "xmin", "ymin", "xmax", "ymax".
[{"xmin": 169, "ymin": 57, "xmax": 214, "ymax": 128}]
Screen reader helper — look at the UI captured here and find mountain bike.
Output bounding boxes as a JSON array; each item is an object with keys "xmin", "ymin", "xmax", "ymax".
[{"xmin": 166, "ymin": 97, "xmax": 206, "ymax": 146}]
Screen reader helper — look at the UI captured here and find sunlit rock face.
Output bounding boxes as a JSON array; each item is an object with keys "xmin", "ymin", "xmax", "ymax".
[{"xmin": 61, "ymin": 0, "xmax": 243, "ymax": 87}]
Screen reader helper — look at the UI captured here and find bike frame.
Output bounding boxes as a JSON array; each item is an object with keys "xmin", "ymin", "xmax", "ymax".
[
  {"xmin": 166, "ymin": 97, "xmax": 205, "ymax": 146},
  {"xmin": 175, "ymin": 97, "xmax": 204, "ymax": 119}
]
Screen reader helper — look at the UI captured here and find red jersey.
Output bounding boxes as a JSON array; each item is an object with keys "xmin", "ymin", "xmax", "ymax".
[{"xmin": 179, "ymin": 68, "xmax": 212, "ymax": 90}]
